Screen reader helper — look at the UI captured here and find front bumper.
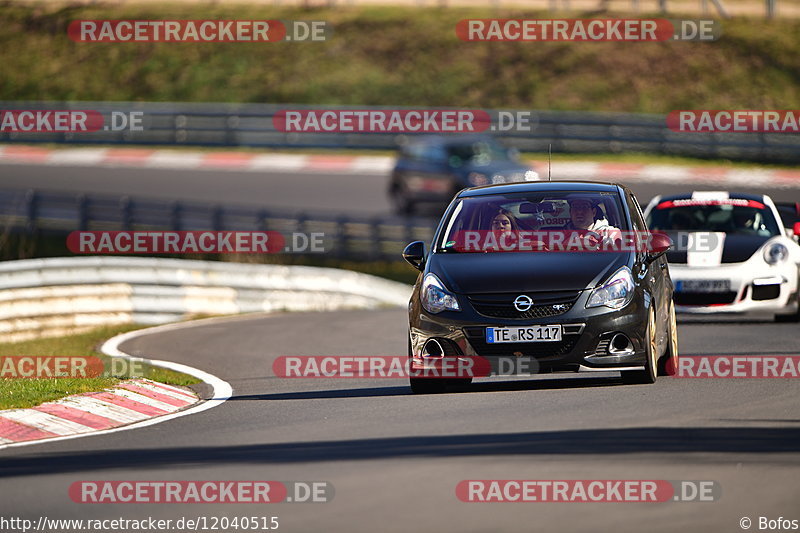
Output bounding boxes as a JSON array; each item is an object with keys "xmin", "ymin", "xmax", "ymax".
[
  {"xmin": 409, "ymin": 291, "xmax": 650, "ymax": 374},
  {"xmin": 669, "ymin": 262, "xmax": 798, "ymax": 315}
]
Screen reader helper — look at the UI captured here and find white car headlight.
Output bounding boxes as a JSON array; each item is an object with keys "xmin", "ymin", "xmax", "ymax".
[
  {"xmin": 421, "ymin": 273, "xmax": 460, "ymax": 314},
  {"xmin": 524, "ymin": 170, "xmax": 539, "ymax": 181},
  {"xmin": 764, "ymin": 242, "xmax": 789, "ymax": 265},
  {"xmin": 586, "ymin": 267, "xmax": 635, "ymax": 310}
]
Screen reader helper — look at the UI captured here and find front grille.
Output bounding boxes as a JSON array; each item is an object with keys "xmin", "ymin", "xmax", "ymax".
[
  {"xmin": 463, "ymin": 328, "xmax": 579, "ymax": 359},
  {"xmin": 468, "ymin": 291, "xmax": 580, "ymax": 320},
  {"xmin": 674, "ymin": 292, "xmax": 737, "ymax": 306},
  {"xmin": 471, "ymin": 301, "xmax": 574, "ymax": 319},
  {"xmin": 752, "ymin": 284, "xmax": 780, "ymax": 301}
]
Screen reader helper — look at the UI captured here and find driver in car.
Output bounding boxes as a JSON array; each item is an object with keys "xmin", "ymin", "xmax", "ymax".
[{"xmin": 564, "ymin": 196, "xmax": 623, "ymax": 244}]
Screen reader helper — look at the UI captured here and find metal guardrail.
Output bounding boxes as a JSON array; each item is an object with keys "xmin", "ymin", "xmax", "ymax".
[
  {"xmin": 0, "ymin": 188, "xmax": 437, "ymax": 262},
  {"xmin": 2, "ymin": 102, "xmax": 800, "ymax": 164},
  {"xmin": 0, "ymin": 256, "xmax": 412, "ymax": 342}
]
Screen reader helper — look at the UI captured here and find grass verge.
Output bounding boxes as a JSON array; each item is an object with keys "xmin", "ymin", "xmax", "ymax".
[
  {"xmin": 1, "ymin": 3, "xmax": 799, "ymax": 113},
  {"xmin": 0, "ymin": 324, "xmax": 201, "ymax": 410}
]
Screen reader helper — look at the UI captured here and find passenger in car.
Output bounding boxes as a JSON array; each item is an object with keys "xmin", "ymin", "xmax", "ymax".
[{"xmin": 490, "ymin": 209, "xmax": 520, "ymax": 236}]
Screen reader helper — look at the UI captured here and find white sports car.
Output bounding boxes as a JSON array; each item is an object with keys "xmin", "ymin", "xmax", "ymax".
[{"xmin": 643, "ymin": 191, "xmax": 800, "ymax": 322}]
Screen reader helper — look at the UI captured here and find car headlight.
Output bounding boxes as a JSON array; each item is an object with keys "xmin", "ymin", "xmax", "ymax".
[
  {"xmin": 586, "ymin": 267, "xmax": 635, "ymax": 310},
  {"xmin": 764, "ymin": 242, "xmax": 789, "ymax": 265},
  {"xmin": 421, "ymin": 273, "xmax": 460, "ymax": 314},
  {"xmin": 524, "ymin": 170, "xmax": 539, "ymax": 181}
]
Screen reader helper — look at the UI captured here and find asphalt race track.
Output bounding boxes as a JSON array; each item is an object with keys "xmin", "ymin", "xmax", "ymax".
[
  {"xmin": 0, "ymin": 309, "xmax": 799, "ymax": 532},
  {"xmin": 1, "ymin": 163, "xmax": 800, "ymax": 532},
  {"xmin": 3, "ymin": 162, "xmax": 800, "ymax": 216}
]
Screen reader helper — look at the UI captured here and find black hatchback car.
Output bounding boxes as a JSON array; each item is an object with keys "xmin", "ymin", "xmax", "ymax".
[
  {"xmin": 402, "ymin": 181, "xmax": 678, "ymax": 393},
  {"xmin": 389, "ymin": 135, "xmax": 538, "ymax": 214}
]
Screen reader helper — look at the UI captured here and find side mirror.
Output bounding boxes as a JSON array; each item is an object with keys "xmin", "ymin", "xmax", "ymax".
[
  {"xmin": 793, "ymin": 222, "xmax": 800, "ymax": 237},
  {"xmin": 402, "ymin": 241, "xmax": 426, "ymax": 271},
  {"xmin": 646, "ymin": 232, "xmax": 673, "ymax": 263}
]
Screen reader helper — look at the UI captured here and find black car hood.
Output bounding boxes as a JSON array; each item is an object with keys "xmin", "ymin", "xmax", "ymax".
[
  {"xmin": 666, "ymin": 233, "xmax": 769, "ymax": 264},
  {"xmin": 428, "ymin": 251, "xmax": 631, "ymax": 294}
]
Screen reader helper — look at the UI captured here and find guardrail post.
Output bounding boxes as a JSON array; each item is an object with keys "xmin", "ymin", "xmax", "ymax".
[
  {"xmin": 212, "ymin": 206, "xmax": 223, "ymax": 231},
  {"xmin": 296, "ymin": 212, "xmax": 307, "ymax": 254},
  {"xmin": 25, "ymin": 190, "xmax": 38, "ymax": 233},
  {"xmin": 120, "ymin": 196, "xmax": 133, "ymax": 230},
  {"xmin": 175, "ymin": 115, "xmax": 187, "ymax": 144},
  {"xmin": 77, "ymin": 194, "xmax": 89, "ymax": 231},
  {"xmin": 171, "ymin": 202, "xmax": 182, "ymax": 231},
  {"xmin": 370, "ymin": 217, "xmax": 382, "ymax": 260},
  {"xmin": 226, "ymin": 116, "xmax": 239, "ymax": 146},
  {"xmin": 335, "ymin": 216, "xmax": 349, "ymax": 259},
  {"xmin": 257, "ymin": 209, "xmax": 269, "ymax": 232},
  {"xmin": 404, "ymin": 220, "xmax": 415, "ymax": 248}
]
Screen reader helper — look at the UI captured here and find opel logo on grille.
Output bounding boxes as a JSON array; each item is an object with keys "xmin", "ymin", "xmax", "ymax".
[{"xmin": 513, "ymin": 295, "xmax": 533, "ymax": 312}]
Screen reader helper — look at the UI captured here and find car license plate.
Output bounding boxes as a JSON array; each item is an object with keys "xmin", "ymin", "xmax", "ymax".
[
  {"xmin": 486, "ymin": 325, "xmax": 562, "ymax": 343},
  {"xmin": 675, "ymin": 279, "xmax": 731, "ymax": 293}
]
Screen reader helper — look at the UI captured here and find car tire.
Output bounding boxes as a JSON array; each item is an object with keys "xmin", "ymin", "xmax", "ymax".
[
  {"xmin": 390, "ymin": 184, "xmax": 415, "ymax": 215},
  {"xmin": 409, "ymin": 376, "xmax": 447, "ymax": 394},
  {"xmin": 621, "ymin": 306, "xmax": 658, "ymax": 385},
  {"xmin": 775, "ymin": 291, "xmax": 800, "ymax": 322},
  {"xmin": 658, "ymin": 300, "xmax": 679, "ymax": 376},
  {"xmin": 447, "ymin": 378, "xmax": 473, "ymax": 390}
]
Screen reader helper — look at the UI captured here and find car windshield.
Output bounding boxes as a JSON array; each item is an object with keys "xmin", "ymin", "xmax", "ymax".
[
  {"xmin": 438, "ymin": 191, "xmax": 627, "ymax": 252},
  {"xmin": 446, "ymin": 139, "xmax": 513, "ymax": 166},
  {"xmin": 647, "ymin": 198, "xmax": 781, "ymax": 237}
]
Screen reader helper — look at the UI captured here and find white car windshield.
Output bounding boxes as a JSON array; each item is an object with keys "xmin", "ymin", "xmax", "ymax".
[{"xmin": 647, "ymin": 198, "xmax": 781, "ymax": 237}]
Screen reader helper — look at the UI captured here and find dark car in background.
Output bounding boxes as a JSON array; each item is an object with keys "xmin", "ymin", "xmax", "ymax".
[
  {"xmin": 402, "ymin": 181, "xmax": 677, "ymax": 393},
  {"xmin": 388, "ymin": 135, "xmax": 539, "ymax": 214}
]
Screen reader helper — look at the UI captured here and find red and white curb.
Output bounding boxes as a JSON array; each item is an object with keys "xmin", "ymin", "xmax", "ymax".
[
  {"xmin": 0, "ymin": 145, "xmax": 394, "ymax": 175},
  {"xmin": 0, "ymin": 379, "xmax": 198, "ymax": 445},
  {"xmin": 0, "ymin": 318, "xmax": 234, "ymax": 451},
  {"xmin": 1, "ymin": 144, "xmax": 799, "ymax": 188}
]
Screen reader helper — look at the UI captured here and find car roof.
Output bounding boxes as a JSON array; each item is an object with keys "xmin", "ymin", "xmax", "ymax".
[
  {"xmin": 405, "ymin": 134, "xmax": 497, "ymax": 147},
  {"xmin": 457, "ymin": 180, "xmax": 624, "ymax": 198},
  {"xmin": 655, "ymin": 191, "xmax": 766, "ymax": 203}
]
